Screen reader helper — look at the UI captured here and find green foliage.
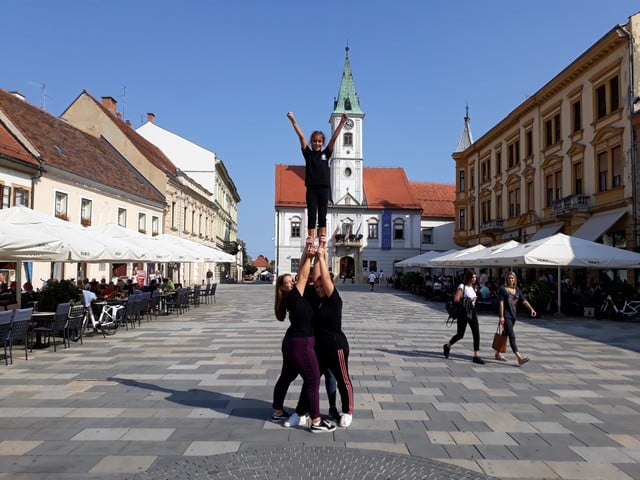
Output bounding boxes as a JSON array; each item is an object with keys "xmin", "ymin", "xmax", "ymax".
[
  {"xmin": 37, "ymin": 280, "xmax": 82, "ymax": 312},
  {"xmin": 523, "ymin": 281, "xmax": 552, "ymax": 312},
  {"xmin": 402, "ymin": 271, "xmax": 422, "ymax": 291}
]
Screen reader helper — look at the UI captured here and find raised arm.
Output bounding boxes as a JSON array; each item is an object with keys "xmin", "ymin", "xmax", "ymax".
[
  {"xmin": 326, "ymin": 113, "xmax": 348, "ymax": 153},
  {"xmin": 287, "ymin": 112, "xmax": 307, "ymax": 150},
  {"xmin": 316, "ymin": 246, "xmax": 334, "ymax": 297},
  {"xmin": 294, "ymin": 244, "xmax": 315, "ymax": 296}
]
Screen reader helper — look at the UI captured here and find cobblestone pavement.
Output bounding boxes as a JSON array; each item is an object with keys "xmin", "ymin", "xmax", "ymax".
[{"xmin": 0, "ymin": 282, "xmax": 639, "ymax": 479}]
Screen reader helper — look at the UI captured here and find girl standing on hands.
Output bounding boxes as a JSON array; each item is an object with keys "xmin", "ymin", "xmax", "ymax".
[
  {"xmin": 287, "ymin": 111, "xmax": 348, "ymax": 247},
  {"xmin": 271, "ymin": 244, "xmax": 336, "ymax": 433},
  {"xmin": 496, "ymin": 271, "xmax": 536, "ymax": 366},
  {"xmin": 443, "ymin": 269, "xmax": 485, "ymax": 364}
]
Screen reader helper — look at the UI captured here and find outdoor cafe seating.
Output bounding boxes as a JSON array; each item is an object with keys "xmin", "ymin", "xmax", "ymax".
[{"xmin": 31, "ymin": 302, "xmax": 70, "ymax": 352}]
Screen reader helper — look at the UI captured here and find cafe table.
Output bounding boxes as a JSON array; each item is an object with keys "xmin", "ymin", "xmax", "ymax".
[{"xmin": 30, "ymin": 311, "xmax": 55, "ymax": 348}]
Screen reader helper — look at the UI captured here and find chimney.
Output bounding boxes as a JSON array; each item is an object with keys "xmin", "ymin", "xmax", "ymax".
[
  {"xmin": 116, "ymin": 112, "xmax": 122, "ymax": 120},
  {"xmin": 125, "ymin": 120, "xmax": 131, "ymax": 127},
  {"xmin": 147, "ymin": 113, "xmax": 155, "ymax": 123},
  {"xmin": 101, "ymin": 96, "xmax": 117, "ymax": 113},
  {"xmin": 10, "ymin": 91, "xmax": 26, "ymax": 101}
]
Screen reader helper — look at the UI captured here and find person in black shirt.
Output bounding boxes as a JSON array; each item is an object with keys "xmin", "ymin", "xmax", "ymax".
[
  {"xmin": 287, "ymin": 111, "xmax": 348, "ymax": 248},
  {"xmin": 497, "ymin": 271, "xmax": 536, "ymax": 365},
  {"xmin": 271, "ymin": 244, "xmax": 336, "ymax": 433},
  {"xmin": 310, "ymin": 246, "xmax": 354, "ymax": 427}
]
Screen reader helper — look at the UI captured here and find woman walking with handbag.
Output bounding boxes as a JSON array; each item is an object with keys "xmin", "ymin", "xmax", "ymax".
[
  {"xmin": 443, "ymin": 269, "xmax": 485, "ymax": 364},
  {"xmin": 496, "ymin": 271, "xmax": 536, "ymax": 365}
]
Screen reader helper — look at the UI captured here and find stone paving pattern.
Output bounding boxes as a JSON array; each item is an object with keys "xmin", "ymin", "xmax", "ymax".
[{"xmin": 0, "ymin": 282, "xmax": 639, "ymax": 479}]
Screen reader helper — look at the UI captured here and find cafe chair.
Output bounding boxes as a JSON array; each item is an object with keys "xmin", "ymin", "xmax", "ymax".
[
  {"xmin": 0, "ymin": 310, "xmax": 13, "ymax": 366},
  {"xmin": 32, "ymin": 302, "xmax": 70, "ymax": 352},
  {"xmin": 8, "ymin": 307, "xmax": 33, "ymax": 363},
  {"xmin": 65, "ymin": 305, "xmax": 86, "ymax": 347}
]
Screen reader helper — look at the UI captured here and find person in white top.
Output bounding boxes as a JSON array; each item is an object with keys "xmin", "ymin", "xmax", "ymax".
[
  {"xmin": 443, "ymin": 269, "xmax": 485, "ymax": 364},
  {"xmin": 368, "ymin": 272, "xmax": 377, "ymax": 291}
]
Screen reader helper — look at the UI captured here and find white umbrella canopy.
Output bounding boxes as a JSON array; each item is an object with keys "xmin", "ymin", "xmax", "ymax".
[
  {"xmin": 93, "ymin": 224, "xmax": 175, "ymax": 262},
  {"xmin": 451, "ymin": 240, "xmax": 521, "ymax": 267},
  {"xmin": 395, "ymin": 249, "xmax": 460, "ymax": 268},
  {"xmin": 430, "ymin": 244, "xmax": 487, "ymax": 267},
  {"xmin": 155, "ymin": 234, "xmax": 235, "ymax": 263},
  {"xmin": 482, "ymin": 233, "xmax": 640, "ymax": 268},
  {"xmin": 0, "ymin": 206, "xmax": 140, "ymax": 262},
  {"xmin": 0, "ymin": 223, "xmax": 68, "ymax": 261}
]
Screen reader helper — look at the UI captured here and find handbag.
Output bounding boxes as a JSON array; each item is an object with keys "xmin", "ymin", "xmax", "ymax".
[{"xmin": 492, "ymin": 323, "xmax": 508, "ymax": 353}]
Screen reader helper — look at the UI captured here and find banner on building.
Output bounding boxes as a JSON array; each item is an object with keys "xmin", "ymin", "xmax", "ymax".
[{"xmin": 381, "ymin": 209, "xmax": 392, "ymax": 250}]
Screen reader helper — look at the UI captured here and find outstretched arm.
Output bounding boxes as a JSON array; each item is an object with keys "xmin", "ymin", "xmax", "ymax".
[
  {"xmin": 326, "ymin": 113, "xmax": 348, "ymax": 153},
  {"xmin": 316, "ymin": 246, "xmax": 334, "ymax": 297},
  {"xmin": 287, "ymin": 112, "xmax": 307, "ymax": 150},
  {"xmin": 294, "ymin": 244, "xmax": 315, "ymax": 296}
]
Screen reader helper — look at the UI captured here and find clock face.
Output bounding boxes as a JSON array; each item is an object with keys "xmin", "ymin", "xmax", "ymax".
[{"xmin": 344, "ymin": 119, "xmax": 354, "ymax": 130}]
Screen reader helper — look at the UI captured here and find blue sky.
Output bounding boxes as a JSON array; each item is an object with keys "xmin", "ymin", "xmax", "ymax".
[{"xmin": 3, "ymin": 1, "xmax": 637, "ymax": 260}]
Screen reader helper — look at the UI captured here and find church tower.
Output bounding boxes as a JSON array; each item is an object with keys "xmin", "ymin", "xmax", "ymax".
[{"xmin": 330, "ymin": 46, "xmax": 365, "ymax": 207}]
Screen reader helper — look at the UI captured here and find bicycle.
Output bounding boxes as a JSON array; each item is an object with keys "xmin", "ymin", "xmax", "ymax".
[
  {"xmin": 82, "ymin": 302, "xmax": 125, "ymax": 337},
  {"xmin": 595, "ymin": 295, "xmax": 638, "ymax": 320}
]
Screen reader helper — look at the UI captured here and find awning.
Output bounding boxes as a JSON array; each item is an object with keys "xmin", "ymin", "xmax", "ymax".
[
  {"xmin": 573, "ymin": 208, "xmax": 627, "ymax": 242},
  {"xmin": 528, "ymin": 222, "xmax": 564, "ymax": 242}
]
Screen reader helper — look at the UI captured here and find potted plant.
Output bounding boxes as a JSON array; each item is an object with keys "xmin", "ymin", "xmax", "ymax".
[
  {"xmin": 81, "ymin": 218, "xmax": 91, "ymax": 227},
  {"xmin": 523, "ymin": 281, "xmax": 553, "ymax": 316},
  {"xmin": 37, "ymin": 280, "xmax": 82, "ymax": 312},
  {"xmin": 55, "ymin": 212, "xmax": 69, "ymax": 221}
]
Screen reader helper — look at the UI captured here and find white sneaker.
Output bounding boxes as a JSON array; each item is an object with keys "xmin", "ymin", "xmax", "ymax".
[
  {"xmin": 339, "ymin": 413, "xmax": 353, "ymax": 427},
  {"xmin": 283, "ymin": 412, "xmax": 309, "ymax": 428}
]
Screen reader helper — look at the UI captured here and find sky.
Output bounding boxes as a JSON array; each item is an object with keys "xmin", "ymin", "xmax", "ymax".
[{"xmin": 2, "ymin": 1, "xmax": 637, "ymax": 260}]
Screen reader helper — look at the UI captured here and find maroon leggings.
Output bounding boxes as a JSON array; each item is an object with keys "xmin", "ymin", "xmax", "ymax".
[{"xmin": 272, "ymin": 335, "xmax": 321, "ymax": 418}]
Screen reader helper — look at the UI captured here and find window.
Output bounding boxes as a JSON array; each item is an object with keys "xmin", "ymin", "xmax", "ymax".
[
  {"xmin": 368, "ymin": 222, "xmax": 378, "ymax": 239},
  {"xmin": 152, "ymin": 216, "xmax": 160, "ymax": 236},
  {"xmin": 525, "ymin": 130, "xmax": 533, "ymax": 157},
  {"xmin": 470, "ymin": 168, "xmax": 475, "ymax": 189},
  {"xmin": 470, "ymin": 205, "xmax": 475, "ymax": 229},
  {"xmin": 496, "ymin": 195, "xmax": 502, "ymax": 219},
  {"xmin": 544, "ymin": 113, "xmax": 561, "ymax": 147},
  {"xmin": 572, "ymin": 100, "xmax": 582, "ymax": 133},
  {"xmin": 138, "ymin": 213, "xmax": 147, "ymax": 234},
  {"xmin": 612, "ymin": 146, "xmax": 622, "ymax": 187},
  {"xmin": 290, "ymin": 258, "xmax": 300, "ymax": 273},
  {"xmin": 290, "ymin": 220, "xmax": 301, "ymax": 238},
  {"xmin": 368, "ymin": 260, "xmax": 377, "ymax": 272},
  {"xmin": 598, "ymin": 152, "xmax": 608, "ymax": 192},
  {"xmin": 508, "ymin": 188, "xmax": 520, "ymax": 217},
  {"xmin": 117, "ymin": 207, "xmax": 126, "ymax": 227},
  {"xmin": 459, "ymin": 169, "xmax": 465, "ymax": 191},
  {"xmin": 481, "ymin": 199, "xmax": 491, "ymax": 223},
  {"xmin": 554, "ymin": 171, "xmax": 562, "ymax": 200},
  {"xmin": 507, "ymin": 138, "xmax": 520, "ymax": 168},
  {"xmin": 421, "ymin": 227, "xmax": 433, "ymax": 244},
  {"xmin": 343, "ymin": 132, "xmax": 353, "ymax": 146},
  {"xmin": 595, "ymin": 75, "xmax": 620, "ymax": 119},
  {"xmin": 55, "ymin": 191, "xmax": 69, "ymax": 219},
  {"xmin": 13, "ymin": 187, "xmax": 28, "ymax": 207},
  {"xmin": 526, "ymin": 181, "xmax": 534, "ymax": 212},
  {"xmin": 496, "ymin": 150, "xmax": 502, "ymax": 172},
  {"xmin": 545, "ymin": 175, "xmax": 553, "ymax": 207},
  {"xmin": 0, "ymin": 185, "xmax": 9, "ymax": 208},
  {"xmin": 480, "ymin": 158, "xmax": 490, "ymax": 182},
  {"xmin": 393, "ymin": 219, "xmax": 404, "ymax": 240},
  {"xmin": 81, "ymin": 198, "xmax": 92, "ymax": 226},
  {"xmin": 362, "ymin": 260, "xmax": 368, "ymax": 271},
  {"xmin": 574, "ymin": 162, "xmax": 583, "ymax": 195},
  {"xmin": 183, "ymin": 206, "xmax": 188, "ymax": 233},
  {"xmin": 459, "ymin": 208, "xmax": 465, "ymax": 230}
]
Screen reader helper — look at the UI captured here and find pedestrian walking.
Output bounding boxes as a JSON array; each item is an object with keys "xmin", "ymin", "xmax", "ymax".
[
  {"xmin": 496, "ymin": 271, "xmax": 536, "ymax": 365},
  {"xmin": 443, "ymin": 269, "xmax": 485, "ymax": 364}
]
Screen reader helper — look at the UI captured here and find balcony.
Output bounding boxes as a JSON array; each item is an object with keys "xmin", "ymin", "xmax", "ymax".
[
  {"xmin": 552, "ymin": 195, "xmax": 590, "ymax": 216},
  {"xmin": 334, "ymin": 234, "xmax": 363, "ymax": 246},
  {"xmin": 480, "ymin": 219, "xmax": 504, "ymax": 235}
]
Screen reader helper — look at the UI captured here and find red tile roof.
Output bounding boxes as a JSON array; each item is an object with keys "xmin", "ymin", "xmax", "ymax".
[
  {"xmin": 275, "ymin": 165, "xmax": 422, "ymax": 210},
  {"xmin": 409, "ymin": 182, "xmax": 455, "ymax": 218},
  {"xmin": 253, "ymin": 255, "xmax": 269, "ymax": 267},
  {"xmin": 0, "ymin": 121, "xmax": 38, "ymax": 166},
  {"xmin": 0, "ymin": 89, "xmax": 165, "ymax": 204},
  {"xmin": 80, "ymin": 91, "xmax": 176, "ymax": 175}
]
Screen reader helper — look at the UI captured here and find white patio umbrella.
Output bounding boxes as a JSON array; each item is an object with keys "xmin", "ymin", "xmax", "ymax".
[
  {"xmin": 477, "ymin": 233, "xmax": 640, "ymax": 315},
  {"xmin": 450, "ymin": 240, "xmax": 521, "ymax": 268},
  {"xmin": 155, "ymin": 234, "xmax": 235, "ymax": 263},
  {"xmin": 429, "ymin": 244, "xmax": 487, "ymax": 267},
  {"xmin": 93, "ymin": 224, "xmax": 176, "ymax": 262},
  {"xmin": 0, "ymin": 224, "xmax": 68, "ymax": 261}
]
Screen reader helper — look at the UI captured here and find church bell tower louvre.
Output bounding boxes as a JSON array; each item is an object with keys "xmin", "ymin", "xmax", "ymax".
[{"xmin": 329, "ymin": 46, "xmax": 364, "ymax": 208}]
